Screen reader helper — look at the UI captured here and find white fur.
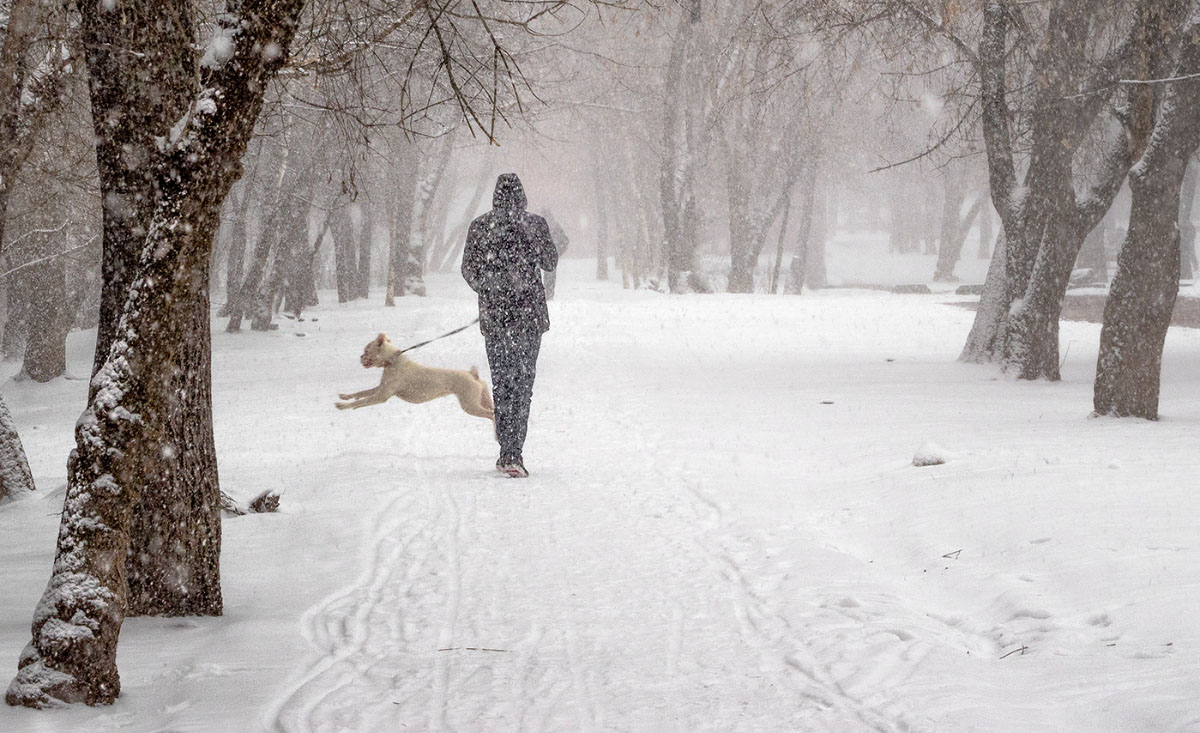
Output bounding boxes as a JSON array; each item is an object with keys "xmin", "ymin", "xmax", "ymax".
[{"xmin": 335, "ymin": 333, "xmax": 494, "ymax": 421}]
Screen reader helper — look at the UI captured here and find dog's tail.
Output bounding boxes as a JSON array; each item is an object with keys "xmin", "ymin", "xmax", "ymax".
[{"xmin": 469, "ymin": 365, "xmax": 480, "ymax": 379}]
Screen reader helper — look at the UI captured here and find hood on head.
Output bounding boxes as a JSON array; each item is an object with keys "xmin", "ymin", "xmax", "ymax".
[{"xmin": 493, "ymin": 173, "xmax": 527, "ymax": 211}]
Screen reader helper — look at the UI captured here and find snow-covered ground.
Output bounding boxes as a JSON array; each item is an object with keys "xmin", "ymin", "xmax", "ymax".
[{"xmin": 2, "ymin": 258, "xmax": 1199, "ymax": 732}]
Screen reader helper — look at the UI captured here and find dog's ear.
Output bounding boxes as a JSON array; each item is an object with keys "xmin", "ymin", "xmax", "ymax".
[{"xmin": 375, "ymin": 333, "xmax": 387, "ymax": 345}]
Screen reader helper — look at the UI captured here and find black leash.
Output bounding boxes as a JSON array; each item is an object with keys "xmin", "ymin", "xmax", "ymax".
[{"xmin": 397, "ymin": 317, "xmax": 481, "ymax": 354}]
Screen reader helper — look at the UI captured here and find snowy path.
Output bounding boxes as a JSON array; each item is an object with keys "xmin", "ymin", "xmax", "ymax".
[
  {"xmin": 269, "ymin": 338, "xmax": 904, "ymax": 731},
  {"xmin": 3, "ymin": 265, "xmax": 1199, "ymax": 732},
  {"xmin": 262, "ymin": 285, "xmax": 963, "ymax": 731},
  {"xmin": 258, "ymin": 281, "xmax": 1200, "ymax": 732}
]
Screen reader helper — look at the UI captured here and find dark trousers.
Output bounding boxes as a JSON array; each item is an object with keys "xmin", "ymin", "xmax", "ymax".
[{"xmin": 484, "ymin": 326, "xmax": 542, "ymax": 462}]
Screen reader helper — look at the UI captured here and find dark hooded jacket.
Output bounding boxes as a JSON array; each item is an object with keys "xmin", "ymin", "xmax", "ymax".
[{"xmin": 462, "ymin": 174, "xmax": 558, "ymax": 333}]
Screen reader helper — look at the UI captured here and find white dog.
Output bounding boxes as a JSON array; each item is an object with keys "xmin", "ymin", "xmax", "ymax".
[{"xmin": 335, "ymin": 333, "xmax": 495, "ymax": 421}]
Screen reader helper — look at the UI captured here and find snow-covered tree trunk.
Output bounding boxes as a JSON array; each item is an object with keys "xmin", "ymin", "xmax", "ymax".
[
  {"xmin": 960, "ymin": 231, "xmax": 1008, "ymax": 362},
  {"xmin": 406, "ymin": 135, "xmax": 454, "ymax": 297},
  {"xmin": 960, "ymin": 1, "xmax": 1022, "ymax": 364},
  {"xmin": 430, "ymin": 169, "xmax": 488, "ymax": 274},
  {"xmin": 1095, "ymin": 171, "xmax": 1183, "ymax": 419},
  {"xmin": 994, "ymin": 2, "xmax": 1089, "ymax": 381},
  {"xmin": 1095, "ymin": 21, "xmax": 1200, "ymax": 419},
  {"xmin": 7, "ymin": 0, "xmax": 304, "ymax": 707},
  {"xmin": 78, "ymin": 0, "xmax": 224, "ymax": 617},
  {"xmin": 1006, "ymin": 0, "xmax": 1178, "ymax": 381},
  {"xmin": 0, "ymin": 394, "xmax": 35, "ymax": 501},
  {"xmin": 963, "ymin": 1, "xmax": 1141, "ymax": 373},
  {"xmin": 401, "ymin": 160, "xmax": 437, "ymax": 297},
  {"xmin": 124, "ymin": 256, "xmax": 223, "ymax": 617}
]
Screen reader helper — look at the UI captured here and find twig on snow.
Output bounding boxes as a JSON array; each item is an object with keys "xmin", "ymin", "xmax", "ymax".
[{"xmin": 999, "ymin": 645, "xmax": 1028, "ymax": 659}]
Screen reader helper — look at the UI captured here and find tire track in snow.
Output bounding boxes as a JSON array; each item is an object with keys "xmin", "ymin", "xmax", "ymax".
[
  {"xmin": 270, "ymin": 457, "xmax": 587, "ymax": 732},
  {"xmin": 428, "ymin": 485, "xmax": 461, "ymax": 733},
  {"xmin": 268, "ymin": 467, "xmax": 451, "ymax": 732}
]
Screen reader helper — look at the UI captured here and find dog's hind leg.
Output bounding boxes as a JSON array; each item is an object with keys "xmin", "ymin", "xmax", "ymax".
[{"xmin": 456, "ymin": 390, "xmax": 495, "ymax": 420}]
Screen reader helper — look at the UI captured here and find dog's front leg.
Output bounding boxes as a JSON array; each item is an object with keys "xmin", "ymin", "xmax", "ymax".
[
  {"xmin": 335, "ymin": 388, "xmax": 391, "ymax": 410},
  {"xmin": 338, "ymin": 387, "xmax": 377, "ymax": 400}
]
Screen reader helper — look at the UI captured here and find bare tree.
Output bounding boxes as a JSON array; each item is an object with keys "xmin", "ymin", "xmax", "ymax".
[
  {"xmin": 957, "ymin": 1, "xmax": 1153, "ymax": 378},
  {"xmin": 7, "ymin": 0, "xmax": 306, "ymax": 706},
  {"xmin": 1095, "ymin": 8, "xmax": 1200, "ymax": 419}
]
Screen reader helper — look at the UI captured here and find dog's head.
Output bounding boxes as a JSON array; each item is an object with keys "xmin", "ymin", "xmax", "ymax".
[{"xmin": 360, "ymin": 333, "xmax": 390, "ymax": 368}]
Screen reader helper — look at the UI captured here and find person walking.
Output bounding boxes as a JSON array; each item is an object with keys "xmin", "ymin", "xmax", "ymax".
[{"xmin": 461, "ymin": 173, "xmax": 558, "ymax": 477}]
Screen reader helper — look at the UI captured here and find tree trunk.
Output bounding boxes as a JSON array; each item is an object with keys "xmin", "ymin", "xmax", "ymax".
[
  {"xmin": 888, "ymin": 183, "xmax": 918, "ymax": 253},
  {"xmin": 960, "ymin": 231, "xmax": 1009, "ymax": 362},
  {"xmin": 263, "ymin": 193, "xmax": 312, "ymax": 325},
  {"xmin": 219, "ymin": 180, "xmax": 251, "ymax": 317},
  {"xmin": 786, "ymin": 170, "xmax": 817, "ymax": 294},
  {"xmin": 725, "ymin": 134, "xmax": 754, "ymax": 293},
  {"xmin": 968, "ymin": 1, "xmax": 1148, "ymax": 377},
  {"xmin": 805, "ymin": 185, "xmax": 827, "ymax": 290},
  {"xmin": 125, "ymin": 261, "xmax": 221, "ymax": 616},
  {"xmin": 660, "ymin": 6, "xmax": 702, "ymax": 293},
  {"xmin": 386, "ymin": 165, "xmax": 418, "ymax": 302},
  {"xmin": 21, "ymin": 257, "xmax": 68, "ymax": 382},
  {"xmin": 997, "ymin": 3, "xmax": 1087, "ymax": 381},
  {"xmin": 594, "ymin": 165, "xmax": 610, "ymax": 281},
  {"xmin": 1076, "ymin": 220, "xmax": 1108, "ymax": 283},
  {"xmin": 1178, "ymin": 156, "xmax": 1198, "ymax": 280},
  {"xmin": 7, "ymin": 0, "xmax": 304, "ymax": 707},
  {"xmin": 0, "ymin": 393, "xmax": 35, "ymax": 501},
  {"xmin": 400, "ymin": 144, "xmax": 451, "ymax": 297},
  {"xmin": 1095, "ymin": 20, "xmax": 1200, "ymax": 419},
  {"xmin": 934, "ymin": 180, "xmax": 985, "ymax": 282},
  {"xmin": 69, "ymin": 0, "xmax": 224, "ymax": 620},
  {"xmin": 977, "ymin": 202, "xmax": 994, "ymax": 259},
  {"xmin": 769, "ymin": 195, "xmax": 791, "ymax": 294},
  {"xmin": 430, "ymin": 171, "xmax": 488, "ymax": 274},
  {"xmin": 332, "ymin": 204, "xmax": 355, "ymax": 303},
  {"xmin": 227, "ymin": 138, "xmax": 294, "ymax": 332},
  {"xmin": 1094, "ymin": 170, "xmax": 1182, "ymax": 419},
  {"xmin": 2, "ymin": 263, "xmax": 32, "ymax": 361},
  {"xmin": 355, "ymin": 201, "xmax": 372, "ymax": 298}
]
